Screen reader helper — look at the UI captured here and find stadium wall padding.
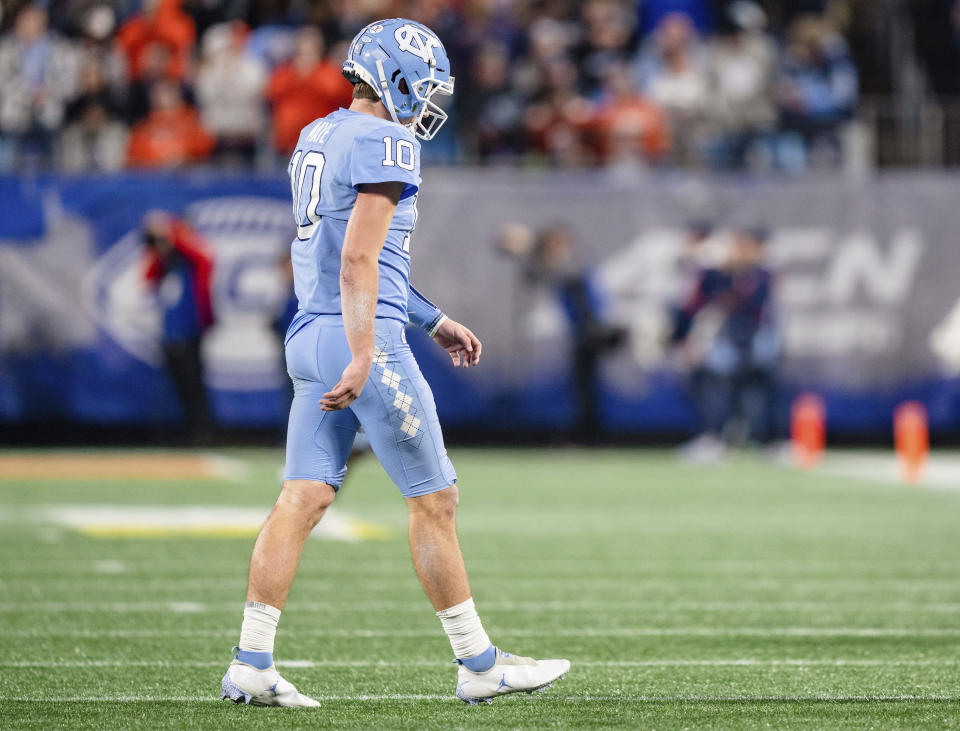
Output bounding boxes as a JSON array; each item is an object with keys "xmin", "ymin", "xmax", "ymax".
[{"xmin": 1, "ymin": 170, "xmax": 959, "ymax": 437}]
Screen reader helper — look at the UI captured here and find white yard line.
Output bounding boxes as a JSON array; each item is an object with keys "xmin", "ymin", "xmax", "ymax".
[
  {"xmin": 91, "ymin": 560, "xmax": 127, "ymax": 574},
  {"xmin": 2, "ymin": 694, "xmax": 958, "ymax": 703},
  {"xmin": 811, "ymin": 451, "xmax": 960, "ymax": 492},
  {"xmin": 15, "ymin": 505, "xmax": 385, "ymax": 542},
  {"xmin": 566, "ymin": 694, "xmax": 960, "ymax": 702},
  {"xmin": 13, "ymin": 627, "xmax": 960, "ymax": 639},
  {"xmin": 4, "ymin": 556, "xmax": 957, "ymax": 568},
  {"xmin": 7, "ymin": 576, "xmax": 960, "ymax": 590},
  {"xmin": 3, "ymin": 599, "xmax": 960, "ymax": 613},
  {"xmin": 0, "ymin": 560, "xmax": 956, "ymax": 576},
  {"xmin": 4, "ymin": 659, "xmax": 959, "ymax": 669}
]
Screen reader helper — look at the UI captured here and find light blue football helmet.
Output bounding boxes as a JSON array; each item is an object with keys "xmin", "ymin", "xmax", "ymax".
[{"xmin": 342, "ymin": 18, "xmax": 455, "ymax": 140}]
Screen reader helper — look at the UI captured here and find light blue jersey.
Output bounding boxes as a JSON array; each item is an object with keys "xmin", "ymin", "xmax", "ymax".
[
  {"xmin": 286, "ymin": 108, "xmax": 421, "ymax": 340},
  {"xmin": 281, "ymin": 107, "xmax": 455, "ymax": 498}
]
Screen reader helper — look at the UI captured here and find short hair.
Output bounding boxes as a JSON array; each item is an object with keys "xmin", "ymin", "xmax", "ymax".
[{"xmin": 352, "ymin": 82, "xmax": 379, "ymax": 101}]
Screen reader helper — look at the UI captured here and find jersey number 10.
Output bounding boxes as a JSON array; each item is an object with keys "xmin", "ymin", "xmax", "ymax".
[
  {"xmin": 290, "ymin": 149, "xmax": 324, "ymax": 241},
  {"xmin": 381, "ymin": 136, "xmax": 415, "ymax": 171},
  {"xmin": 290, "ymin": 137, "xmax": 414, "ymax": 243}
]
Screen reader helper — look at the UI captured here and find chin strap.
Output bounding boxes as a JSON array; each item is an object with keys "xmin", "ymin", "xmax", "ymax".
[{"xmin": 375, "ymin": 59, "xmax": 401, "ymax": 126}]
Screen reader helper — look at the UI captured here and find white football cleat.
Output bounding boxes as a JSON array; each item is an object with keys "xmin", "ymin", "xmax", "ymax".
[
  {"xmin": 220, "ymin": 654, "xmax": 320, "ymax": 707},
  {"xmin": 455, "ymin": 648, "xmax": 570, "ymax": 705}
]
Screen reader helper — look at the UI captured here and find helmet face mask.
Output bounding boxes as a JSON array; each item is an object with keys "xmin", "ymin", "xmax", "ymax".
[
  {"xmin": 342, "ymin": 18, "xmax": 454, "ymax": 140},
  {"xmin": 410, "ymin": 73, "xmax": 454, "ymax": 140}
]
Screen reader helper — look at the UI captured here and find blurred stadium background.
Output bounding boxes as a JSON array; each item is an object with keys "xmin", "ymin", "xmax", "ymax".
[
  {"xmin": 2, "ymin": 0, "xmax": 960, "ymax": 726},
  {"xmin": 1, "ymin": 0, "xmax": 960, "ymax": 446}
]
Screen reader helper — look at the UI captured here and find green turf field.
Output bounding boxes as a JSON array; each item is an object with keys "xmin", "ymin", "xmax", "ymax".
[{"xmin": 1, "ymin": 448, "xmax": 959, "ymax": 728}]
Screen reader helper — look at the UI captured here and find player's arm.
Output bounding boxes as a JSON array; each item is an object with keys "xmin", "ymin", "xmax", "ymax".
[
  {"xmin": 408, "ymin": 285, "xmax": 447, "ymax": 336},
  {"xmin": 320, "ymin": 181, "xmax": 405, "ymax": 411}
]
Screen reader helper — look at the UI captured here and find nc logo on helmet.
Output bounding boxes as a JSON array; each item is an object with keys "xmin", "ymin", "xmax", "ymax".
[{"xmin": 394, "ymin": 24, "xmax": 441, "ymax": 63}]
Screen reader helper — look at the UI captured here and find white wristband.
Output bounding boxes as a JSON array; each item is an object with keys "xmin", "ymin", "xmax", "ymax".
[{"xmin": 427, "ymin": 315, "xmax": 448, "ymax": 337}]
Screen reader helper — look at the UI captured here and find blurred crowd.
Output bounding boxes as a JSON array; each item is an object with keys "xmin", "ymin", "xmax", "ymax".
[{"xmin": 0, "ymin": 0, "xmax": 862, "ymax": 173}]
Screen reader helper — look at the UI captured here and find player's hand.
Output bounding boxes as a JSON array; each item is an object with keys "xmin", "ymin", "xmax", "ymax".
[
  {"xmin": 320, "ymin": 358, "xmax": 371, "ymax": 411},
  {"xmin": 432, "ymin": 318, "xmax": 481, "ymax": 368}
]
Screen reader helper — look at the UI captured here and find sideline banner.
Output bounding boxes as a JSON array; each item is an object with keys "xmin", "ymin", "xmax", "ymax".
[{"xmin": 1, "ymin": 171, "xmax": 958, "ymax": 434}]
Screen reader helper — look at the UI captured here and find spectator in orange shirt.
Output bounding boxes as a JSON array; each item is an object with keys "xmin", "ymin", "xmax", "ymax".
[
  {"xmin": 524, "ymin": 57, "xmax": 594, "ymax": 166},
  {"xmin": 116, "ymin": 0, "xmax": 195, "ymax": 82},
  {"xmin": 266, "ymin": 27, "xmax": 353, "ymax": 154},
  {"xmin": 590, "ymin": 62, "xmax": 670, "ymax": 165},
  {"xmin": 127, "ymin": 80, "xmax": 214, "ymax": 168}
]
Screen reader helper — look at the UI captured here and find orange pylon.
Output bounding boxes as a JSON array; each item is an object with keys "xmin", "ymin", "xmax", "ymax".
[
  {"xmin": 791, "ymin": 393, "xmax": 826, "ymax": 468},
  {"xmin": 894, "ymin": 401, "xmax": 928, "ymax": 483}
]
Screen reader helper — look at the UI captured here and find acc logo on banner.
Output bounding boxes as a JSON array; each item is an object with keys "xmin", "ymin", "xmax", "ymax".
[{"xmin": 84, "ymin": 197, "xmax": 294, "ymax": 391}]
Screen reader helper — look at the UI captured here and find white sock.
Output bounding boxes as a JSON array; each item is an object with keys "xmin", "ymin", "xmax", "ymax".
[
  {"xmin": 238, "ymin": 601, "xmax": 281, "ymax": 654},
  {"xmin": 436, "ymin": 597, "xmax": 492, "ymax": 659}
]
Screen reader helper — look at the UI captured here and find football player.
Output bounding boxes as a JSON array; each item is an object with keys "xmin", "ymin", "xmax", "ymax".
[{"xmin": 220, "ymin": 18, "xmax": 570, "ymax": 707}]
